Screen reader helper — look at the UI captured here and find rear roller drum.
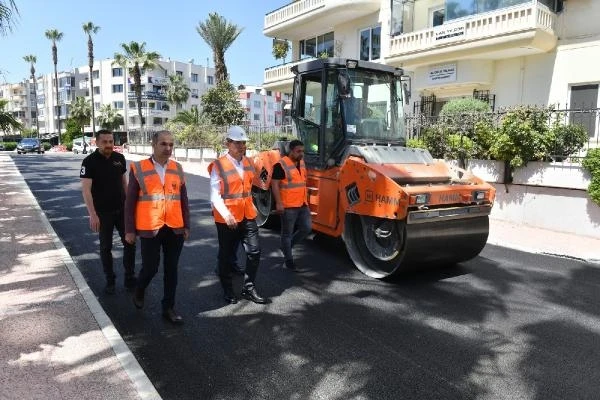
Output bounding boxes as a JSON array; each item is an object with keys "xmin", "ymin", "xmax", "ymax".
[{"xmin": 251, "ymin": 186, "xmax": 272, "ymax": 227}]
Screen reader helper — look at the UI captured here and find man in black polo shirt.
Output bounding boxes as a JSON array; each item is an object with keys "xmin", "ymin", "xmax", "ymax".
[{"xmin": 80, "ymin": 129, "xmax": 136, "ymax": 294}]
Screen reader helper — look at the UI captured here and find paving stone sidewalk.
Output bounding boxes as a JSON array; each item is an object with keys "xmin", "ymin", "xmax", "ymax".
[{"xmin": 0, "ymin": 153, "xmax": 160, "ymax": 400}]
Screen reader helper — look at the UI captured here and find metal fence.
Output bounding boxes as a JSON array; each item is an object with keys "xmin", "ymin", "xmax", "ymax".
[
  {"xmin": 128, "ymin": 123, "xmax": 294, "ymax": 151},
  {"xmin": 405, "ymin": 107, "xmax": 600, "ymax": 161}
]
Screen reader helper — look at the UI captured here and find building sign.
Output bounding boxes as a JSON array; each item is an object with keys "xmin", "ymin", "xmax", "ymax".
[
  {"xmin": 428, "ymin": 64, "xmax": 457, "ymax": 84},
  {"xmin": 434, "ymin": 25, "xmax": 465, "ymax": 43}
]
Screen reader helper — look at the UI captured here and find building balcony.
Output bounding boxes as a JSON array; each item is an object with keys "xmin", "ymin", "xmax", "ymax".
[
  {"xmin": 127, "ymin": 91, "xmax": 167, "ymax": 101},
  {"xmin": 264, "ymin": 0, "xmax": 380, "ymax": 39},
  {"xmin": 387, "ymin": 2, "xmax": 558, "ymax": 68},
  {"xmin": 263, "ymin": 59, "xmax": 311, "ymax": 92}
]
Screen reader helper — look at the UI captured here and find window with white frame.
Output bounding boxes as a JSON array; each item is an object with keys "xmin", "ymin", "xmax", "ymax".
[
  {"xmin": 191, "ymin": 88, "xmax": 199, "ymax": 98},
  {"xmin": 112, "ymin": 68, "xmax": 123, "ymax": 77},
  {"xmin": 253, "ymin": 100, "xmax": 261, "ymax": 108},
  {"xmin": 253, "ymin": 113, "xmax": 260, "ymax": 121},
  {"xmin": 207, "ymin": 76, "xmax": 214, "ymax": 85},
  {"xmin": 176, "ymin": 71, "xmax": 183, "ymax": 77},
  {"xmin": 191, "ymin": 73, "xmax": 198, "ymax": 82},
  {"xmin": 113, "ymin": 101, "xmax": 123, "ymax": 109},
  {"xmin": 300, "ymin": 32, "xmax": 334, "ymax": 59},
  {"xmin": 359, "ymin": 26, "xmax": 381, "ymax": 61},
  {"xmin": 92, "ymin": 70, "xmax": 99, "ymax": 79},
  {"xmin": 112, "ymin": 84, "xmax": 123, "ymax": 93},
  {"xmin": 431, "ymin": 7, "xmax": 445, "ymax": 27}
]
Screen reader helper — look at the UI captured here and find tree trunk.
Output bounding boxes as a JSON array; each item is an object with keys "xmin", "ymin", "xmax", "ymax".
[
  {"xmin": 52, "ymin": 43, "xmax": 61, "ymax": 144},
  {"xmin": 88, "ymin": 36, "xmax": 96, "ymax": 136},
  {"xmin": 133, "ymin": 64, "xmax": 144, "ymax": 140}
]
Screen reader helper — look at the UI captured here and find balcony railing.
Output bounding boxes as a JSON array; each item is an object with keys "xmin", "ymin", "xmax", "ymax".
[
  {"xmin": 264, "ymin": 0, "xmax": 325, "ymax": 30},
  {"xmin": 264, "ymin": 58, "xmax": 313, "ymax": 86},
  {"xmin": 390, "ymin": 2, "xmax": 556, "ymax": 57}
]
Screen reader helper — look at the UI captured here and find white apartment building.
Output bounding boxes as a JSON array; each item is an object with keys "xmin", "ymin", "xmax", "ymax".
[
  {"xmin": 262, "ymin": 0, "xmax": 599, "ymax": 140},
  {"xmin": 237, "ymin": 85, "xmax": 288, "ymax": 127},
  {"xmin": 0, "ymin": 80, "xmax": 36, "ymax": 135},
  {"xmin": 74, "ymin": 58, "xmax": 215, "ymax": 135},
  {"xmin": 5, "ymin": 58, "xmax": 215, "ymax": 141}
]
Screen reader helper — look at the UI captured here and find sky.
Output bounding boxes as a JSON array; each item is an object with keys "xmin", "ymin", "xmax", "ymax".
[{"xmin": 0, "ymin": 0, "xmax": 287, "ymax": 86}]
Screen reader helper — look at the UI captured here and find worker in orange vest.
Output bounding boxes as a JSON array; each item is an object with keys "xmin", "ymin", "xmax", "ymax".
[
  {"xmin": 125, "ymin": 131, "xmax": 190, "ymax": 324},
  {"xmin": 208, "ymin": 126, "xmax": 266, "ymax": 305},
  {"xmin": 270, "ymin": 140, "xmax": 312, "ymax": 271}
]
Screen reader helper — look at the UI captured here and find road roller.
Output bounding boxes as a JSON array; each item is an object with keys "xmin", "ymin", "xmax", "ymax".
[{"xmin": 251, "ymin": 58, "xmax": 495, "ymax": 278}]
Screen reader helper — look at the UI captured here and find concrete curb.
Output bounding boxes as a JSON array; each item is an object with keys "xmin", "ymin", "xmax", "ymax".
[{"xmin": 14, "ymin": 157, "xmax": 162, "ymax": 400}]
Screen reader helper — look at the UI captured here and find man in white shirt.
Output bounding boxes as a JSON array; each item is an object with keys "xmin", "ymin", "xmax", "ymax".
[{"xmin": 208, "ymin": 126, "xmax": 266, "ymax": 305}]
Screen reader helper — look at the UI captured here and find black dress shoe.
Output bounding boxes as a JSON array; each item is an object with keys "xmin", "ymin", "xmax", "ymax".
[
  {"xmin": 241, "ymin": 287, "xmax": 267, "ymax": 304},
  {"xmin": 223, "ymin": 295, "xmax": 238, "ymax": 305},
  {"xmin": 162, "ymin": 308, "xmax": 184, "ymax": 324},
  {"xmin": 132, "ymin": 288, "xmax": 144, "ymax": 309}
]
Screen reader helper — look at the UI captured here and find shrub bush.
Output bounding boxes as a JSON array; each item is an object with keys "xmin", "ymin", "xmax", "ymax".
[
  {"xmin": 546, "ymin": 123, "xmax": 588, "ymax": 161},
  {"xmin": 1, "ymin": 142, "xmax": 17, "ymax": 151},
  {"xmin": 583, "ymin": 148, "xmax": 600, "ymax": 205}
]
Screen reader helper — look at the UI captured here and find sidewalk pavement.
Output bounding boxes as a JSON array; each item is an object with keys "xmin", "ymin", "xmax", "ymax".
[
  {"xmin": 1, "ymin": 152, "xmax": 598, "ymax": 400},
  {"xmin": 0, "ymin": 153, "xmax": 160, "ymax": 400}
]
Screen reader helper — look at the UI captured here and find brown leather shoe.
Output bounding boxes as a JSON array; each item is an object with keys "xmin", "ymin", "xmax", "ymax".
[
  {"xmin": 132, "ymin": 288, "xmax": 144, "ymax": 309},
  {"xmin": 162, "ymin": 308, "xmax": 183, "ymax": 324}
]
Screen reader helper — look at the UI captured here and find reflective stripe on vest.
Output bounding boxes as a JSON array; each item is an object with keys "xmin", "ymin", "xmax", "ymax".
[
  {"xmin": 131, "ymin": 158, "xmax": 185, "ymax": 231},
  {"xmin": 209, "ymin": 155, "xmax": 257, "ymax": 223},
  {"xmin": 279, "ymin": 156, "xmax": 307, "ymax": 208}
]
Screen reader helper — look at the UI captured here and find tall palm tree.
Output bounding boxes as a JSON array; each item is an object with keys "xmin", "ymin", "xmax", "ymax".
[
  {"xmin": 0, "ymin": 98, "xmax": 22, "ymax": 133},
  {"xmin": 166, "ymin": 74, "xmax": 190, "ymax": 111},
  {"xmin": 45, "ymin": 28, "xmax": 64, "ymax": 144},
  {"xmin": 113, "ymin": 41, "xmax": 160, "ymax": 138},
  {"xmin": 69, "ymin": 96, "xmax": 92, "ymax": 146},
  {"xmin": 0, "ymin": 0, "xmax": 18, "ymax": 36},
  {"xmin": 23, "ymin": 54, "xmax": 40, "ymax": 138},
  {"xmin": 97, "ymin": 104, "xmax": 124, "ymax": 131},
  {"xmin": 196, "ymin": 13, "xmax": 243, "ymax": 84},
  {"xmin": 82, "ymin": 22, "xmax": 100, "ymax": 136}
]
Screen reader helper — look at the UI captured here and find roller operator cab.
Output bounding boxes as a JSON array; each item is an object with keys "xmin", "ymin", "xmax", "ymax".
[{"xmin": 252, "ymin": 58, "xmax": 496, "ymax": 278}]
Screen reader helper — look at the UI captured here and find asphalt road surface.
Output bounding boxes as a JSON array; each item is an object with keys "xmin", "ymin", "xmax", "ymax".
[{"xmin": 12, "ymin": 153, "xmax": 600, "ymax": 400}]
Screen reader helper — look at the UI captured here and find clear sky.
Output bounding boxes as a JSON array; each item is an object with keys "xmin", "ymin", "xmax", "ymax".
[{"xmin": 0, "ymin": 0, "xmax": 286, "ymax": 86}]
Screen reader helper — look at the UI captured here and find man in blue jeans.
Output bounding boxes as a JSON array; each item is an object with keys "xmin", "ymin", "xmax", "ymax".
[{"xmin": 270, "ymin": 140, "xmax": 312, "ymax": 271}]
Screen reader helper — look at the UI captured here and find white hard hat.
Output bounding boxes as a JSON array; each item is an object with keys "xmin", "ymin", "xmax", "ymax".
[{"xmin": 226, "ymin": 125, "xmax": 249, "ymax": 141}]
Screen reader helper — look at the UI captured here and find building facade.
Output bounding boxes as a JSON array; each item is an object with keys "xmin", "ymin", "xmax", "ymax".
[
  {"xmin": 262, "ymin": 0, "xmax": 599, "ymax": 140},
  {"xmin": 237, "ymin": 85, "xmax": 288, "ymax": 127},
  {"xmin": 0, "ymin": 80, "xmax": 36, "ymax": 135},
  {"xmin": 3, "ymin": 58, "xmax": 215, "ymax": 141}
]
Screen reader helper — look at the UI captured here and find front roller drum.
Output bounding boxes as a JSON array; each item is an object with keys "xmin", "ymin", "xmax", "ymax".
[{"xmin": 342, "ymin": 214, "xmax": 489, "ymax": 279}]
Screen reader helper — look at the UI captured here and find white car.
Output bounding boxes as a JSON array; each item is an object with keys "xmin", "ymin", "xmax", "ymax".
[{"xmin": 72, "ymin": 138, "xmax": 96, "ymax": 154}]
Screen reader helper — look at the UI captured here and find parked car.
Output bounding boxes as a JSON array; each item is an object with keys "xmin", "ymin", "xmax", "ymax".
[
  {"xmin": 16, "ymin": 138, "xmax": 44, "ymax": 154},
  {"xmin": 72, "ymin": 137, "xmax": 96, "ymax": 154}
]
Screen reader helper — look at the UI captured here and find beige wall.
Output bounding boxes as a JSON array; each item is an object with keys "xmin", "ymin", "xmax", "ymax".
[{"xmin": 334, "ymin": 12, "xmax": 379, "ymax": 60}]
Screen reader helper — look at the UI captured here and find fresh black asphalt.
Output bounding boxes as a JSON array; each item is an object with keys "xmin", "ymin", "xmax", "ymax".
[{"xmin": 11, "ymin": 153, "xmax": 600, "ymax": 400}]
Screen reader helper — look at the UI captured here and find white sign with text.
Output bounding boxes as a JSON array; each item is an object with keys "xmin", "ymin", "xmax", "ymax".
[{"xmin": 428, "ymin": 64, "xmax": 457, "ymax": 84}]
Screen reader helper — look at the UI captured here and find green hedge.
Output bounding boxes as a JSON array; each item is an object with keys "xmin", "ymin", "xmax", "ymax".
[
  {"xmin": 1, "ymin": 142, "xmax": 17, "ymax": 151},
  {"xmin": 582, "ymin": 148, "xmax": 600, "ymax": 205}
]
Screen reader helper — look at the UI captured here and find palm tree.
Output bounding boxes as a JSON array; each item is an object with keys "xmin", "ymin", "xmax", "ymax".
[
  {"xmin": 82, "ymin": 22, "xmax": 100, "ymax": 136},
  {"xmin": 23, "ymin": 54, "xmax": 40, "ymax": 138},
  {"xmin": 0, "ymin": 98, "xmax": 22, "ymax": 133},
  {"xmin": 171, "ymin": 106, "xmax": 201, "ymax": 125},
  {"xmin": 69, "ymin": 96, "xmax": 92, "ymax": 147},
  {"xmin": 45, "ymin": 28, "xmax": 64, "ymax": 144},
  {"xmin": 97, "ymin": 104, "xmax": 124, "ymax": 131},
  {"xmin": 165, "ymin": 74, "xmax": 190, "ymax": 111},
  {"xmin": 0, "ymin": 0, "xmax": 18, "ymax": 36},
  {"xmin": 196, "ymin": 13, "xmax": 243, "ymax": 84},
  {"xmin": 113, "ymin": 41, "xmax": 160, "ymax": 139}
]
